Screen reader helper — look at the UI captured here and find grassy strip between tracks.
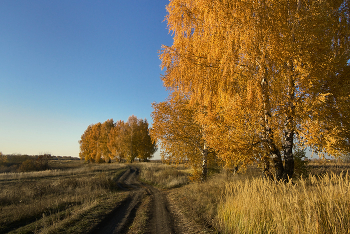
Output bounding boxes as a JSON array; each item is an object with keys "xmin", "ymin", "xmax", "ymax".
[{"xmin": 126, "ymin": 194, "xmax": 152, "ymax": 234}]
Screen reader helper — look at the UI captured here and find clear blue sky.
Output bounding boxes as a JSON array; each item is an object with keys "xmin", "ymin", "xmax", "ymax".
[{"xmin": 0, "ymin": 0, "xmax": 173, "ymax": 158}]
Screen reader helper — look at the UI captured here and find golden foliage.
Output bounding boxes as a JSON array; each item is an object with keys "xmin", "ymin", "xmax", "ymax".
[
  {"xmin": 160, "ymin": 0, "xmax": 350, "ymax": 176},
  {"xmin": 150, "ymin": 92, "xmax": 204, "ymax": 166},
  {"xmin": 150, "ymin": 91, "xmax": 219, "ymax": 173},
  {"xmin": 79, "ymin": 117, "xmax": 156, "ymax": 163}
]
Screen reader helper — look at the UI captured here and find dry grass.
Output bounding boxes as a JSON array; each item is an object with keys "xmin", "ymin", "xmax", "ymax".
[
  {"xmin": 218, "ymin": 172, "xmax": 350, "ymax": 233},
  {"xmin": 167, "ymin": 163, "xmax": 350, "ymax": 234},
  {"xmin": 3, "ymin": 159, "xmax": 349, "ymax": 233},
  {"xmin": 308, "ymin": 160, "xmax": 350, "ymax": 177},
  {"xmin": 126, "ymin": 195, "xmax": 152, "ymax": 234},
  {"xmin": 137, "ymin": 163, "xmax": 190, "ymax": 189},
  {"xmin": 0, "ymin": 162, "xmax": 129, "ymax": 233}
]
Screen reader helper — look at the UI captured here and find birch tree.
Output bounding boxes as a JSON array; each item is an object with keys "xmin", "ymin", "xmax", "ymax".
[
  {"xmin": 150, "ymin": 91, "xmax": 217, "ymax": 179},
  {"xmin": 79, "ymin": 123, "xmax": 102, "ymax": 162},
  {"xmin": 135, "ymin": 119, "xmax": 157, "ymax": 162},
  {"xmin": 160, "ymin": 0, "xmax": 350, "ymax": 180},
  {"xmin": 99, "ymin": 119, "xmax": 114, "ymax": 162}
]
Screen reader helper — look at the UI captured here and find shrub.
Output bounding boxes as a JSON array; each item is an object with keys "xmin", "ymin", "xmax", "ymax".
[
  {"xmin": 0, "ymin": 152, "xmax": 7, "ymax": 166},
  {"xmin": 35, "ymin": 155, "xmax": 50, "ymax": 170},
  {"xmin": 18, "ymin": 159, "xmax": 37, "ymax": 172},
  {"xmin": 18, "ymin": 155, "xmax": 50, "ymax": 172},
  {"xmin": 293, "ymin": 149, "xmax": 309, "ymax": 178}
]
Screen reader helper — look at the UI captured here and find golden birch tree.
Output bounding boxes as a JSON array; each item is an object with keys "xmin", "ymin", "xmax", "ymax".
[
  {"xmin": 150, "ymin": 91, "xmax": 218, "ymax": 179},
  {"xmin": 79, "ymin": 123, "xmax": 102, "ymax": 162},
  {"xmin": 105, "ymin": 116, "xmax": 156, "ymax": 163},
  {"xmin": 161, "ymin": 0, "xmax": 350, "ymax": 180},
  {"xmin": 134, "ymin": 119, "xmax": 157, "ymax": 162},
  {"xmin": 98, "ymin": 119, "xmax": 114, "ymax": 162},
  {"xmin": 107, "ymin": 120, "xmax": 127, "ymax": 162},
  {"xmin": 79, "ymin": 125, "xmax": 93, "ymax": 162}
]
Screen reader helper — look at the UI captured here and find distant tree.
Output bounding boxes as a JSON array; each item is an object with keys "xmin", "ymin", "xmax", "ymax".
[
  {"xmin": 17, "ymin": 154, "xmax": 50, "ymax": 172},
  {"xmin": 79, "ymin": 125, "xmax": 94, "ymax": 162},
  {"xmin": 99, "ymin": 119, "xmax": 115, "ymax": 162},
  {"xmin": 0, "ymin": 152, "xmax": 7, "ymax": 166},
  {"xmin": 135, "ymin": 118, "xmax": 157, "ymax": 162},
  {"xmin": 108, "ymin": 116, "xmax": 157, "ymax": 163},
  {"xmin": 36, "ymin": 154, "xmax": 50, "ymax": 170},
  {"xmin": 108, "ymin": 120, "xmax": 128, "ymax": 162},
  {"xmin": 80, "ymin": 116, "xmax": 156, "ymax": 163},
  {"xmin": 18, "ymin": 159, "xmax": 37, "ymax": 172}
]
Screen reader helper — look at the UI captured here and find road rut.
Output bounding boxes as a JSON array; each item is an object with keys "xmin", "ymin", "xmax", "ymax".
[{"xmin": 90, "ymin": 166, "xmax": 175, "ymax": 234}]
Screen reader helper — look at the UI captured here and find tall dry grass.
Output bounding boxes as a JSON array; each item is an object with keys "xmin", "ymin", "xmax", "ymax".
[
  {"xmin": 218, "ymin": 172, "xmax": 350, "ymax": 233},
  {"xmin": 167, "ymin": 163, "xmax": 350, "ymax": 234}
]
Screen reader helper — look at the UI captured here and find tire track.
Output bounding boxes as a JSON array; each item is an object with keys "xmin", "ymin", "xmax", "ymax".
[
  {"xmin": 146, "ymin": 186, "xmax": 174, "ymax": 234},
  {"xmin": 90, "ymin": 166, "xmax": 175, "ymax": 234}
]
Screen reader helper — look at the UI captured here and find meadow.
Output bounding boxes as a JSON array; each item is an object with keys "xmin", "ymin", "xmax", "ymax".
[
  {"xmin": 1, "ymin": 158, "xmax": 350, "ymax": 233},
  {"xmin": 0, "ymin": 160, "xmax": 129, "ymax": 234}
]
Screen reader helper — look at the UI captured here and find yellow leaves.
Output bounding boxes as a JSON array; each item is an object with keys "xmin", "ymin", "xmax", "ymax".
[
  {"xmin": 79, "ymin": 117, "xmax": 156, "ymax": 163},
  {"xmin": 317, "ymin": 93, "xmax": 332, "ymax": 103},
  {"xmin": 151, "ymin": 91, "xmax": 206, "ymax": 168},
  {"xmin": 160, "ymin": 0, "xmax": 350, "ymax": 169}
]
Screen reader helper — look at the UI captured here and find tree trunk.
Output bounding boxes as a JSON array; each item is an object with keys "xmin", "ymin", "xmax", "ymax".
[
  {"xmin": 283, "ymin": 127, "xmax": 294, "ymax": 180},
  {"xmin": 283, "ymin": 62, "xmax": 295, "ymax": 180},
  {"xmin": 201, "ymin": 143, "xmax": 208, "ymax": 181},
  {"xmin": 261, "ymin": 67, "xmax": 284, "ymax": 180},
  {"xmin": 270, "ymin": 146, "xmax": 284, "ymax": 180}
]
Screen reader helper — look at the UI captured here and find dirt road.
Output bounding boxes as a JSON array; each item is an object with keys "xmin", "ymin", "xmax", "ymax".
[
  {"xmin": 89, "ymin": 166, "xmax": 213, "ymax": 234},
  {"xmin": 89, "ymin": 166, "xmax": 175, "ymax": 234}
]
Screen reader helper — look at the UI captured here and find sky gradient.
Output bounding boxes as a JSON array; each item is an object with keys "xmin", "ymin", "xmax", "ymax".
[{"xmin": 0, "ymin": 1, "xmax": 173, "ymax": 158}]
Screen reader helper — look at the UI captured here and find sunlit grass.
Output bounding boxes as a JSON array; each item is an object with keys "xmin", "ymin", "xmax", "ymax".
[
  {"xmin": 168, "ymin": 163, "xmax": 350, "ymax": 234},
  {"xmin": 0, "ymin": 163, "xmax": 128, "ymax": 233},
  {"xmin": 218, "ymin": 172, "xmax": 350, "ymax": 233},
  {"xmin": 137, "ymin": 162, "xmax": 190, "ymax": 189}
]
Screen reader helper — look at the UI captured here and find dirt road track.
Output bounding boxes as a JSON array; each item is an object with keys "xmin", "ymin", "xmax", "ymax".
[{"xmin": 89, "ymin": 166, "xmax": 175, "ymax": 234}]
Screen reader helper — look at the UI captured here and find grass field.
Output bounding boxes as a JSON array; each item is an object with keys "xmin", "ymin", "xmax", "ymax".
[
  {"xmin": 1, "ymin": 159, "xmax": 350, "ymax": 233},
  {"xmin": 0, "ymin": 161, "xmax": 129, "ymax": 234}
]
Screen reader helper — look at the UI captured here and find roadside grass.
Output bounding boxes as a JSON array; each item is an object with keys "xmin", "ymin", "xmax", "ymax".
[
  {"xmin": 218, "ymin": 172, "xmax": 350, "ymax": 233},
  {"xmin": 166, "ymin": 165, "xmax": 262, "ymax": 232},
  {"xmin": 0, "ymin": 162, "xmax": 129, "ymax": 233},
  {"xmin": 166, "ymin": 162, "xmax": 350, "ymax": 234}
]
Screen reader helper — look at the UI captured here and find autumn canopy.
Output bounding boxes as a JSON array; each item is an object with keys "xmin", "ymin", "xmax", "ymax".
[
  {"xmin": 79, "ymin": 116, "xmax": 157, "ymax": 163},
  {"xmin": 151, "ymin": 0, "xmax": 350, "ymax": 180}
]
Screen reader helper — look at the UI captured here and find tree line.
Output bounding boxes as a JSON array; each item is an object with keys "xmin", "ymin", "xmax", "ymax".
[
  {"xmin": 79, "ymin": 116, "xmax": 157, "ymax": 163},
  {"xmin": 150, "ymin": 0, "xmax": 350, "ymax": 180},
  {"xmin": 0, "ymin": 153, "xmax": 51, "ymax": 173}
]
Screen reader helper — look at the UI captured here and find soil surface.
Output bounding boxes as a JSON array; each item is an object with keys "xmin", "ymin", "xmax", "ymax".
[{"xmin": 89, "ymin": 166, "xmax": 211, "ymax": 234}]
